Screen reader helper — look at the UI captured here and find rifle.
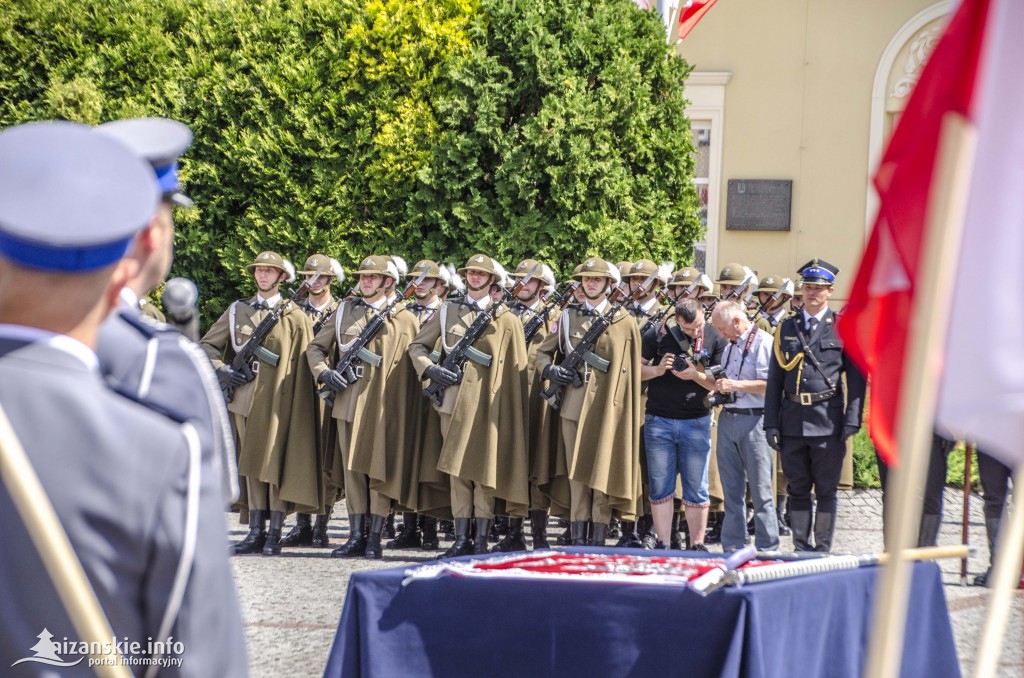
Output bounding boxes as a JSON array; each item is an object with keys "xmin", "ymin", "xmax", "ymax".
[
  {"xmin": 749, "ymin": 278, "xmax": 793, "ymax": 328},
  {"xmin": 423, "ymin": 266, "xmax": 537, "ymax": 407},
  {"xmin": 541, "ymin": 272, "xmax": 657, "ymax": 410},
  {"xmin": 724, "ymin": 269, "xmax": 757, "ymax": 303},
  {"xmin": 318, "ymin": 270, "xmax": 429, "ymax": 401},
  {"xmin": 523, "ymin": 282, "xmax": 579, "ymax": 344},
  {"xmin": 312, "ymin": 307, "xmax": 335, "ymax": 335},
  {"xmin": 222, "ymin": 275, "xmax": 317, "ymax": 403},
  {"xmin": 638, "ymin": 288, "xmax": 675, "ymax": 336}
]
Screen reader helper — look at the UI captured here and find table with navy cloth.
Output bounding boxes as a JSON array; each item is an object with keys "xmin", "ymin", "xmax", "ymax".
[{"xmin": 324, "ymin": 546, "xmax": 959, "ymax": 678}]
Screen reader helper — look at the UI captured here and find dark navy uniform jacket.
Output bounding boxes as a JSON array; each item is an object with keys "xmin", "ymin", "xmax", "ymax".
[{"xmin": 764, "ymin": 308, "xmax": 866, "ymax": 438}]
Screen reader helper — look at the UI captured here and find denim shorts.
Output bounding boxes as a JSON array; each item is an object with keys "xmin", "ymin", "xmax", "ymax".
[{"xmin": 644, "ymin": 413, "xmax": 712, "ymax": 507}]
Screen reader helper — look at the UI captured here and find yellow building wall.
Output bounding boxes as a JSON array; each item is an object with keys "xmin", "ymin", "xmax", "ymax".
[{"xmin": 679, "ymin": 0, "xmax": 942, "ymax": 302}]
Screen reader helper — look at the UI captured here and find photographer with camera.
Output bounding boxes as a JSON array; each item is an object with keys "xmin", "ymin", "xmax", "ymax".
[
  {"xmin": 640, "ymin": 298, "xmax": 726, "ymax": 550},
  {"xmin": 710, "ymin": 300, "xmax": 779, "ymax": 552}
]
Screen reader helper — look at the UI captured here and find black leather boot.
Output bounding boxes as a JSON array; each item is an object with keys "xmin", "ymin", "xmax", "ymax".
[
  {"xmin": 615, "ymin": 520, "xmax": 642, "ymax": 548},
  {"xmin": 442, "ymin": 518, "xmax": 474, "ymax": 558},
  {"xmin": 813, "ymin": 512, "xmax": 835, "ymax": 552},
  {"xmin": 261, "ymin": 511, "xmax": 286, "ymax": 555},
  {"xmin": 917, "ymin": 513, "xmax": 941, "ymax": 548},
  {"xmin": 493, "ymin": 515, "xmax": 509, "ymax": 539},
  {"xmin": 474, "ymin": 518, "xmax": 493, "ymax": 554},
  {"xmin": 786, "ymin": 509, "xmax": 811, "ymax": 551},
  {"xmin": 776, "ymin": 496, "xmax": 791, "ymax": 536},
  {"xmin": 590, "ymin": 522, "xmax": 609, "ymax": 546},
  {"xmin": 421, "ymin": 516, "xmax": 440, "ymax": 550},
  {"xmin": 570, "ymin": 521, "xmax": 588, "ymax": 546},
  {"xmin": 670, "ymin": 512, "xmax": 683, "ymax": 550},
  {"xmin": 233, "ymin": 510, "xmax": 267, "ymax": 555},
  {"xmin": 312, "ymin": 510, "xmax": 331, "ymax": 547},
  {"xmin": 705, "ymin": 511, "xmax": 724, "ymax": 544},
  {"xmin": 331, "ymin": 514, "xmax": 367, "ymax": 558},
  {"xmin": 530, "ymin": 510, "xmax": 550, "ymax": 550},
  {"xmin": 386, "ymin": 512, "xmax": 422, "ymax": 549},
  {"xmin": 555, "ymin": 520, "xmax": 572, "ymax": 546},
  {"xmin": 493, "ymin": 517, "xmax": 527, "ymax": 552},
  {"xmin": 439, "ymin": 519, "xmax": 455, "ymax": 541},
  {"xmin": 608, "ymin": 516, "xmax": 621, "ymax": 540},
  {"xmin": 278, "ymin": 512, "xmax": 313, "ymax": 547},
  {"xmin": 364, "ymin": 514, "xmax": 386, "ymax": 559},
  {"xmin": 384, "ymin": 512, "xmax": 396, "ymax": 539}
]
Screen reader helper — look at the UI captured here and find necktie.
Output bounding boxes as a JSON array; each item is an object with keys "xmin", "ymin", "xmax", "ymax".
[{"xmin": 807, "ymin": 317, "xmax": 818, "ymax": 333}]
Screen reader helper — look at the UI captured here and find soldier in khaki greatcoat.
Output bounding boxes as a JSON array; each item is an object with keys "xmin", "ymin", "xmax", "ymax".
[
  {"xmin": 306, "ymin": 255, "xmax": 419, "ymax": 559},
  {"xmin": 279, "ymin": 254, "xmax": 344, "ymax": 548},
  {"xmin": 408, "ymin": 254, "xmax": 531, "ymax": 557},
  {"xmin": 200, "ymin": 251, "xmax": 321, "ymax": 556},
  {"xmin": 535, "ymin": 258, "xmax": 643, "ymax": 547}
]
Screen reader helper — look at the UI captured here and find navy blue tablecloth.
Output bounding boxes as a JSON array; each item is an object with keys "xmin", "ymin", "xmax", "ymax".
[{"xmin": 324, "ymin": 547, "xmax": 959, "ymax": 678}]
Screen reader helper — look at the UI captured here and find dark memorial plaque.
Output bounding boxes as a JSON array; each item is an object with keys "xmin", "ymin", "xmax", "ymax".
[{"xmin": 726, "ymin": 179, "xmax": 792, "ymax": 231}]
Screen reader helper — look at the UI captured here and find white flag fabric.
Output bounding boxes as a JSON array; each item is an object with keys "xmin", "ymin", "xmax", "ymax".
[{"xmin": 936, "ymin": 0, "xmax": 1024, "ymax": 467}]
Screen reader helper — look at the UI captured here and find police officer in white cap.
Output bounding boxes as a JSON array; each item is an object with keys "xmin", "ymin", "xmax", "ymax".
[{"xmin": 0, "ymin": 121, "xmax": 246, "ymax": 674}]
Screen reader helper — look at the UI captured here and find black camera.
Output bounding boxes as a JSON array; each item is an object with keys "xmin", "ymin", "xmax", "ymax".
[
  {"xmin": 702, "ymin": 364, "xmax": 737, "ymax": 408},
  {"xmin": 670, "ymin": 350, "xmax": 710, "ymax": 372}
]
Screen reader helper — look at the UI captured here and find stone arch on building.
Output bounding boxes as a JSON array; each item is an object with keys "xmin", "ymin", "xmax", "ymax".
[{"xmin": 865, "ymin": 1, "xmax": 955, "ymax": 232}]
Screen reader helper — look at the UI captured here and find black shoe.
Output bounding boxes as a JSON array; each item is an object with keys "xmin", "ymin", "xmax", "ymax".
[
  {"xmin": 364, "ymin": 514, "xmax": 386, "ymax": 559},
  {"xmin": 690, "ymin": 543, "xmax": 709, "ymax": 553},
  {"xmin": 670, "ymin": 512, "xmax": 684, "ymax": 550},
  {"xmin": 442, "ymin": 518, "xmax": 475, "ymax": 558},
  {"xmin": 439, "ymin": 519, "xmax": 455, "ymax": 541},
  {"xmin": 644, "ymin": 538, "xmax": 667, "ymax": 550},
  {"xmin": 555, "ymin": 524, "xmax": 572, "ymax": 546},
  {"xmin": 590, "ymin": 522, "xmax": 609, "ymax": 547},
  {"xmin": 746, "ymin": 509, "xmax": 756, "ymax": 537},
  {"xmin": 973, "ymin": 568, "xmax": 991, "ymax": 587},
  {"xmin": 493, "ymin": 517, "xmax": 527, "ymax": 552},
  {"xmin": 279, "ymin": 513, "xmax": 314, "ymax": 548},
  {"xmin": 233, "ymin": 510, "xmax": 267, "ymax": 555},
  {"xmin": 570, "ymin": 521, "xmax": 589, "ymax": 546},
  {"xmin": 331, "ymin": 514, "xmax": 368, "ymax": 558},
  {"xmin": 386, "ymin": 512, "xmax": 422, "ymax": 549},
  {"xmin": 312, "ymin": 512, "xmax": 331, "ymax": 547},
  {"xmin": 421, "ymin": 517, "xmax": 440, "ymax": 550}
]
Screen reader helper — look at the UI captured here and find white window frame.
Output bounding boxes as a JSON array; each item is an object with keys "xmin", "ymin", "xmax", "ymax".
[{"xmin": 685, "ymin": 71, "xmax": 731, "ymax": 274}]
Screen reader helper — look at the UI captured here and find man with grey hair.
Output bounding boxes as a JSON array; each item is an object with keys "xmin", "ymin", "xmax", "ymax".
[{"xmin": 710, "ymin": 299, "xmax": 780, "ymax": 552}]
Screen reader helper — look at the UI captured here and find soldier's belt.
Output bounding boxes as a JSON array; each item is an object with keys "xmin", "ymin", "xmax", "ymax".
[
  {"xmin": 253, "ymin": 345, "xmax": 280, "ymax": 367},
  {"xmin": 464, "ymin": 346, "xmax": 492, "ymax": 367},
  {"xmin": 785, "ymin": 389, "xmax": 837, "ymax": 405},
  {"xmin": 582, "ymin": 350, "xmax": 610, "ymax": 373},
  {"xmin": 355, "ymin": 347, "xmax": 383, "ymax": 368}
]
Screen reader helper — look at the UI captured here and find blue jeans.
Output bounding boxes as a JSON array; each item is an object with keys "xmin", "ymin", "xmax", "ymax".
[{"xmin": 644, "ymin": 414, "xmax": 711, "ymax": 507}]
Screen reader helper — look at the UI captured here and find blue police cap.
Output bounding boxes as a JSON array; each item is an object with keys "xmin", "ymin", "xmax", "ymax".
[
  {"xmin": 798, "ymin": 258, "xmax": 839, "ymax": 286},
  {"xmin": 0, "ymin": 121, "xmax": 159, "ymax": 272},
  {"xmin": 96, "ymin": 117, "xmax": 194, "ymax": 207}
]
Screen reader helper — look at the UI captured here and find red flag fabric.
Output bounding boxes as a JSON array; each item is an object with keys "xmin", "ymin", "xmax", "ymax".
[
  {"xmin": 837, "ymin": 0, "xmax": 992, "ymax": 464},
  {"xmin": 678, "ymin": 1, "xmax": 718, "ymax": 40}
]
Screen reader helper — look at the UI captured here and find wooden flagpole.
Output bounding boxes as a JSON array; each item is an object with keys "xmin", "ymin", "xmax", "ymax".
[
  {"xmin": 0, "ymin": 404, "xmax": 131, "ymax": 678},
  {"xmin": 973, "ymin": 465, "xmax": 1024, "ymax": 678},
  {"xmin": 864, "ymin": 113, "xmax": 978, "ymax": 677}
]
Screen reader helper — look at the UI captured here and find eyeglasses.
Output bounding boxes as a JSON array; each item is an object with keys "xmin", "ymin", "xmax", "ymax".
[{"xmin": 677, "ymin": 316, "xmax": 704, "ymax": 334}]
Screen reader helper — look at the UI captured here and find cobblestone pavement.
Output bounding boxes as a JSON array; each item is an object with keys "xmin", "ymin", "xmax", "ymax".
[{"xmin": 230, "ymin": 489, "xmax": 1022, "ymax": 677}]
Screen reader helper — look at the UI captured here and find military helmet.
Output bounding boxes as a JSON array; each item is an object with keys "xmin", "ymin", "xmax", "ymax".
[
  {"xmin": 512, "ymin": 258, "xmax": 557, "ymax": 287},
  {"xmin": 408, "ymin": 259, "xmax": 444, "ymax": 280},
  {"xmin": 356, "ymin": 254, "xmax": 401, "ymax": 282},
  {"xmin": 668, "ymin": 266, "xmax": 705, "ymax": 289},
  {"xmin": 458, "ymin": 253, "xmax": 499, "ymax": 276},
  {"xmin": 616, "ymin": 260, "xmax": 634, "ymax": 279},
  {"xmin": 626, "ymin": 259, "xmax": 657, "ymax": 278},
  {"xmin": 573, "ymin": 257, "xmax": 620, "ymax": 284},
  {"xmin": 757, "ymin": 274, "xmax": 785, "ymax": 294},
  {"xmin": 247, "ymin": 251, "xmax": 288, "ymax": 275},
  {"xmin": 299, "ymin": 253, "xmax": 343, "ymax": 278},
  {"xmin": 698, "ymin": 275, "xmax": 716, "ymax": 298},
  {"xmin": 715, "ymin": 262, "xmax": 748, "ymax": 285},
  {"xmin": 793, "ymin": 281, "xmax": 804, "ymax": 298}
]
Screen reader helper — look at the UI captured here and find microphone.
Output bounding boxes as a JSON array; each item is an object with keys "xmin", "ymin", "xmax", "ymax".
[{"xmin": 163, "ymin": 277, "xmax": 200, "ymax": 341}]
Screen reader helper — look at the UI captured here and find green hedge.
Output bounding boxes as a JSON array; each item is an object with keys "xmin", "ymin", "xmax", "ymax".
[{"xmin": 1, "ymin": 0, "xmax": 699, "ymax": 326}]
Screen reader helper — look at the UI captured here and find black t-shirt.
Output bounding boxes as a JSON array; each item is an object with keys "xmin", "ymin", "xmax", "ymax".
[{"xmin": 642, "ymin": 322, "xmax": 727, "ymax": 420}]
